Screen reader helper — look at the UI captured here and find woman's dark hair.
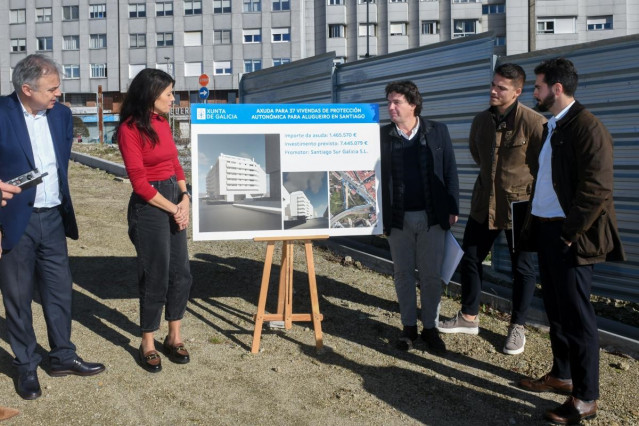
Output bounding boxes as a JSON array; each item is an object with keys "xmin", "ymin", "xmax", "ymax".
[
  {"xmin": 385, "ymin": 80, "xmax": 422, "ymax": 116},
  {"xmin": 117, "ymin": 68, "xmax": 175, "ymax": 147}
]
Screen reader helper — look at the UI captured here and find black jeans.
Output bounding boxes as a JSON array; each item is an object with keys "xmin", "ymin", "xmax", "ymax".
[
  {"xmin": 460, "ymin": 216, "xmax": 536, "ymax": 324},
  {"xmin": 127, "ymin": 176, "xmax": 192, "ymax": 332}
]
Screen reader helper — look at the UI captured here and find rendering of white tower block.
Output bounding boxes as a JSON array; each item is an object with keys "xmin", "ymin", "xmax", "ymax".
[
  {"xmin": 289, "ymin": 191, "xmax": 314, "ymax": 219},
  {"xmin": 206, "ymin": 153, "xmax": 267, "ymax": 202}
]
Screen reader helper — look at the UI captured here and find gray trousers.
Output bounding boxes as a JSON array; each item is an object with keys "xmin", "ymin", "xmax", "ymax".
[{"xmin": 388, "ymin": 211, "xmax": 445, "ymax": 329}]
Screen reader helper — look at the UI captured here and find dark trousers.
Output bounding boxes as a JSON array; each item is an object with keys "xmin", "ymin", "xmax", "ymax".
[
  {"xmin": 536, "ymin": 219, "xmax": 598, "ymax": 401},
  {"xmin": 0, "ymin": 207, "xmax": 77, "ymax": 373},
  {"xmin": 127, "ymin": 177, "xmax": 192, "ymax": 333},
  {"xmin": 460, "ymin": 216, "xmax": 536, "ymax": 324}
]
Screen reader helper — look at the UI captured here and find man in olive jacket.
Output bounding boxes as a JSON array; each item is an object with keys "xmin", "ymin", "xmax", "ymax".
[
  {"xmin": 438, "ymin": 64, "xmax": 546, "ymax": 356},
  {"xmin": 518, "ymin": 58, "xmax": 625, "ymax": 424},
  {"xmin": 380, "ymin": 80, "xmax": 459, "ymax": 356}
]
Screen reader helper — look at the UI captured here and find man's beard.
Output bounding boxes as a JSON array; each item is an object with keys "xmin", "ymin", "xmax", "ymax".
[{"xmin": 535, "ymin": 92, "xmax": 555, "ymax": 113}]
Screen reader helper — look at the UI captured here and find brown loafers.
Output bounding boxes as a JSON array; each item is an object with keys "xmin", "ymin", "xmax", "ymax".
[
  {"xmin": 163, "ymin": 337, "xmax": 190, "ymax": 364},
  {"xmin": 519, "ymin": 373, "xmax": 573, "ymax": 394},
  {"xmin": 139, "ymin": 346, "xmax": 162, "ymax": 373},
  {"xmin": 545, "ymin": 396, "xmax": 597, "ymax": 424}
]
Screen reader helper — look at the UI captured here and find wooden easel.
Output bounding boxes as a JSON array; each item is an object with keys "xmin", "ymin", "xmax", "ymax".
[{"xmin": 251, "ymin": 235, "xmax": 329, "ymax": 353}]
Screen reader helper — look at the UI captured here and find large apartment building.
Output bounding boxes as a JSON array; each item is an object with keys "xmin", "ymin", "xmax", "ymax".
[
  {"xmin": 2, "ymin": 0, "xmax": 637, "ymax": 126},
  {"xmin": 206, "ymin": 153, "xmax": 267, "ymax": 201}
]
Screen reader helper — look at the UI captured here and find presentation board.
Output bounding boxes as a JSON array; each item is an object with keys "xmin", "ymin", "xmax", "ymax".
[{"xmin": 190, "ymin": 103, "xmax": 382, "ymax": 241}]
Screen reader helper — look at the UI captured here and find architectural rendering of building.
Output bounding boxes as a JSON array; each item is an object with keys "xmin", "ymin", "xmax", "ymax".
[
  {"xmin": 206, "ymin": 153, "xmax": 267, "ymax": 201},
  {"xmin": 288, "ymin": 190, "xmax": 314, "ymax": 219}
]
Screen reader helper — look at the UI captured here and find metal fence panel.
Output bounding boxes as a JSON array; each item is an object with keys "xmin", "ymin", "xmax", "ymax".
[{"xmin": 239, "ymin": 53, "xmax": 336, "ymax": 104}]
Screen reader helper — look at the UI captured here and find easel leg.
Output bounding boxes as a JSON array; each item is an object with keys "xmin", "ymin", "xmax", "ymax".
[
  {"xmin": 284, "ymin": 241, "xmax": 294, "ymax": 330},
  {"xmin": 251, "ymin": 242, "xmax": 275, "ymax": 353},
  {"xmin": 305, "ymin": 241, "xmax": 324, "ymax": 350}
]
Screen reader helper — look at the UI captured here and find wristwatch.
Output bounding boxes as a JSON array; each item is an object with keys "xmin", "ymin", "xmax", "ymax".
[{"xmin": 181, "ymin": 190, "xmax": 191, "ymax": 201}]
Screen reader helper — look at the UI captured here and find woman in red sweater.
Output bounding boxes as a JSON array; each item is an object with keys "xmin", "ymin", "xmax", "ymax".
[{"xmin": 117, "ymin": 69, "xmax": 192, "ymax": 373}]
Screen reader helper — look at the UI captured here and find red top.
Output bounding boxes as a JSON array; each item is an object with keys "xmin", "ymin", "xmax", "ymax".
[{"xmin": 118, "ymin": 114, "xmax": 186, "ymax": 201}]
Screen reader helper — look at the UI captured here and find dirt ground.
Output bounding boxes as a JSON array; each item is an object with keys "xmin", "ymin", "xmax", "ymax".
[{"xmin": 0, "ymin": 161, "xmax": 637, "ymax": 425}]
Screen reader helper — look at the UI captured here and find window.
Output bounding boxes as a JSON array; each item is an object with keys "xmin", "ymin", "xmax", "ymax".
[
  {"xmin": 129, "ymin": 4, "xmax": 146, "ymax": 18},
  {"xmin": 184, "ymin": 1, "xmax": 202, "ymax": 15},
  {"xmin": 184, "ymin": 62, "xmax": 203, "ymax": 76},
  {"xmin": 329, "ymin": 0, "xmax": 344, "ymax": 4},
  {"xmin": 63, "ymin": 36, "xmax": 80, "ymax": 50},
  {"xmin": 273, "ymin": 0, "xmax": 290, "ymax": 11},
  {"xmin": 243, "ymin": 29, "xmax": 262, "ymax": 43},
  {"xmin": 157, "ymin": 32, "xmax": 174, "ymax": 47},
  {"xmin": 421, "ymin": 20, "xmax": 439, "ymax": 35},
  {"xmin": 390, "ymin": 22, "xmax": 407, "ymax": 36},
  {"xmin": 157, "ymin": 2, "xmax": 173, "ymax": 16},
  {"xmin": 214, "ymin": 61, "xmax": 232, "ymax": 75},
  {"xmin": 156, "ymin": 62, "xmax": 172, "ymax": 74},
  {"xmin": 214, "ymin": 30, "xmax": 232, "ymax": 44},
  {"xmin": 328, "ymin": 24, "xmax": 345, "ymax": 38},
  {"xmin": 89, "ymin": 4, "xmax": 107, "ymax": 19},
  {"xmin": 129, "ymin": 64, "xmax": 145, "ymax": 78},
  {"xmin": 244, "ymin": 59, "xmax": 262, "ymax": 73},
  {"xmin": 90, "ymin": 64, "xmax": 108, "ymax": 78},
  {"xmin": 482, "ymin": 4, "xmax": 504, "ymax": 14},
  {"xmin": 90, "ymin": 34, "xmax": 107, "ymax": 49},
  {"xmin": 244, "ymin": 0, "xmax": 261, "ymax": 12},
  {"xmin": 11, "ymin": 38, "xmax": 26, "ymax": 52},
  {"xmin": 358, "ymin": 24, "xmax": 376, "ymax": 37},
  {"xmin": 453, "ymin": 0, "xmax": 480, "ymax": 3},
  {"xmin": 63, "ymin": 6, "xmax": 79, "ymax": 20},
  {"xmin": 587, "ymin": 16, "xmax": 613, "ymax": 30},
  {"xmin": 389, "ymin": 0, "xmax": 406, "ymax": 2},
  {"xmin": 537, "ymin": 17, "xmax": 575, "ymax": 34},
  {"xmin": 494, "ymin": 36, "xmax": 506, "ymax": 46},
  {"xmin": 272, "ymin": 28, "xmax": 290, "ymax": 42},
  {"xmin": 37, "ymin": 37, "xmax": 53, "ymax": 51},
  {"xmin": 273, "ymin": 58, "xmax": 290, "ymax": 66},
  {"xmin": 214, "ymin": 0, "xmax": 231, "ymax": 13},
  {"xmin": 184, "ymin": 31, "xmax": 202, "ymax": 46},
  {"xmin": 36, "ymin": 7, "xmax": 53, "ymax": 22},
  {"xmin": 130, "ymin": 34, "xmax": 147, "ymax": 48},
  {"xmin": 10, "ymin": 9, "xmax": 26, "ymax": 24},
  {"xmin": 63, "ymin": 65, "xmax": 80, "ymax": 79},
  {"xmin": 358, "ymin": 0, "xmax": 375, "ymax": 3},
  {"xmin": 453, "ymin": 19, "xmax": 476, "ymax": 37}
]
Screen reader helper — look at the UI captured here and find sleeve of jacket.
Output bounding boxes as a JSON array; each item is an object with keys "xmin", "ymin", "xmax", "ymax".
[
  {"xmin": 468, "ymin": 116, "xmax": 481, "ymax": 166},
  {"xmin": 441, "ymin": 124, "xmax": 460, "ymax": 216},
  {"xmin": 563, "ymin": 117, "xmax": 614, "ymax": 242}
]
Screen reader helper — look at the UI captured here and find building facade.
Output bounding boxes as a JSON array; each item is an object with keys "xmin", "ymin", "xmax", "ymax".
[
  {"xmin": 206, "ymin": 153, "xmax": 267, "ymax": 201},
  {"xmin": 288, "ymin": 190, "xmax": 314, "ymax": 218},
  {"xmin": 2, "ymin": 0, "xmax": 637, "ymax": 109}
]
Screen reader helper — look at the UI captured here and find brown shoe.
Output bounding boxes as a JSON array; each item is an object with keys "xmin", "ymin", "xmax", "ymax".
[
  {"xmin": 544, "ymin": 396, "xmax": 597, "ymax": 424},
  {"xmin": 0, "ymin": 406, "xmax": 19, "ymax": 421},
  {"xmin": 519, "ymin": 373, "xmax": 573, "ymax": 394},
  {"xmin": 162, "ymin": 337, "xmax": 190, "ymax": 364}
]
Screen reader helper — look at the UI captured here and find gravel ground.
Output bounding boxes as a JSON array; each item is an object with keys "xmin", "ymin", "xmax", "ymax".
[{"xmin": 0, "ymin": 160, "xmax": 637, "ymax": 425}]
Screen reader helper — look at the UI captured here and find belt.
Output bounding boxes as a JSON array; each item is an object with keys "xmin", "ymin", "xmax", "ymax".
[
  {"xmin": 536, "ymin": 216, "xmax": 564, "ymax": 222},
  {"xmin": 149, "ymin": 175, "xmax": 177, "ymax": 188},
  {"xmin": 32, "ymin": 206, "xmax": 58, "ymax": 213}
]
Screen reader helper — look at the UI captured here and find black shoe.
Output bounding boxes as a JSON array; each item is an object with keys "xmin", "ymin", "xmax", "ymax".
[
  {"xmin": 162, "ymin": 337, "xmax": 190, "ymax": 364},
  {"xmin": 421, "ymin": 328, "xmax": 447, "ymax": 356},
  {"xmin": 396, "ymin": 325, "xmax": 418, "ymax": 351},
  {"xmin": 50, "ymin": 357, "xmax": 106, "ymax": 377},
  {"xmin": 17, "ymin": 370, "xmax": 41, "ymax": 400},
  {"xmin": 139, "ymin": 346, "xmax": 162, "ymax": 373}
]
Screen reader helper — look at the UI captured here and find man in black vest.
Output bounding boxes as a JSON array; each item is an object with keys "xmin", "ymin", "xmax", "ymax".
[{"xmin": 380, "ymin": 81, "xmax": 459, "ymax": 356}]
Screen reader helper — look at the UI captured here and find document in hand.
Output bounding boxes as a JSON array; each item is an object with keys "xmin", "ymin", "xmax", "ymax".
[
  {"xmin": 511, "ymin": 200, "xmax": 529, "ymax": 253},
  {"xmin": 441, "ymin": 231, "xmax": 464, "ymax": 284}
]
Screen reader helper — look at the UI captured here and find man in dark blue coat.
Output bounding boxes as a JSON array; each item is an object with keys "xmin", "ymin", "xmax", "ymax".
[
  {"xmin": 0, "ymin": 54, "xmax": 105, "ymax": 400},
  {"xmin": 380, "ymin": 80, "xmax": 459, "ymax": 356}
]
